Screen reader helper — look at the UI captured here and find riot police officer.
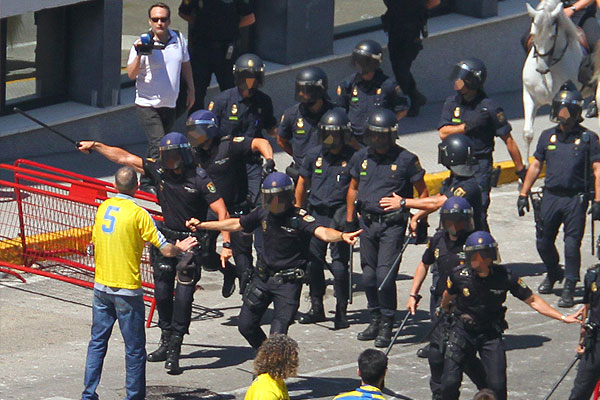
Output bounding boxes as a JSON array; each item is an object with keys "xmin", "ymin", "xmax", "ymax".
[
  {"xmin": 294, "ymin": 108, "xmax": 354, "ymax": 329},
  {"xmin": 406, "ymin": 197, "xmax": 486, "ymax": 399},
  {"xmin": 567, "ymin": 260, "xmax": 600, "ymax": 399},
  {"xmin": 380, "ymin": 134, "xmax": 484, "ymax": 232},
  {"xmin": 441, "ymin": 231, "xmax": 580, "ymax": 400},
  {"xmin": 186, "ymin": 109, "xmax": 275, "ymax": 294},
  {"xmin": 178, "ymin": 0, "xmax": 255, "ymax": 112},
  {"xmin": 346, "ymin": 108, "xmax": 428, "ymax": 348},
  {"xmin": 518, "ymin": 81, "xmax": 600, "ymax": 308},
  {"xmin": 439, "ymin": 58, "xmax": 526, "ymax": 232},
  {"xmin": 77, "ymin": 133, "xmax": 231, "ymax": 375},
  {"xmin": 186, "ymin": 172, "xmax": 362, "ymax": 349},
  {"xmin": 278, "ymin": 66, "xmax": 335, "ymax": 181},
  {"xmin": 382, "ymin": 0, "xmax": 440, "ymax": 117},
  {"xmin": 335, "ymin": 40, "xmax": 410, "ymax": 144}
]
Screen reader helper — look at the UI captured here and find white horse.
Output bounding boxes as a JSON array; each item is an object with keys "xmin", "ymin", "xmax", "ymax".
[{"xmin": 522, "ymin": 0, "xmax": 584, "ymax": 158}]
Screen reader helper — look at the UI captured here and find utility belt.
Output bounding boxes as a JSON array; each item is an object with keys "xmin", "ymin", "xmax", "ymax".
[
  {"xmin": 255, "ymin": 260, "xmax": 305, "ymax": 283},
  {"xmin": 309, "ymin": 203, "xmax": 343, "ymax": 218},
  {"xmin": 456, "ymin": 312, "xmax": 507, "ymax": 335},
  {"xmin": 158, "ymin": 223, "xmax": 210, "ymax": 251},
  {"xmin": 545, "ymin": 187, "xmax": 585, "ymax": 197},
  {"xmin": 361, "ymin": 209, "xmax": 408, "ymax": 226}
]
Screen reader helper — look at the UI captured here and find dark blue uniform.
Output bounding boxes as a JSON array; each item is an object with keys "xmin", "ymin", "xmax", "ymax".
[
  {"xmin": 143, "ymin": 159, "xmax": 221, "ymax": 335},
  {"xmin": 196, "ymin": 135, "xmax": 255, "ymax": 282},
  {"xmin": 237, "ymin": 207, "xmax": 319, "ymax": 348},
  {"xmin": 568, "ymin": 265, "xmax": 600, "ymax": 400},
  {"xmin": 533, "ymin": 126, "xmax": 600, "ymax": 283},
  {"xmin": 336, "ymin": 69, "xmax": 410, "ymax": 137},
  {"xmin": 420, "ymin": 232, "xmax": 486, "ymax": 398},
  {"xmin": 443, "ymin": 263, "xmax": 533, "ymax": 400},
  {"xmin": 179, "ymin": 0, "xmax": 253, "ymax": 112},
  {"xmin": 439, "ymin": 175, "xmax": 484, "ymax": 231},
  {"xmin": 438, "ymin": 92, "xmax": 511, "ymax": 231},
  {"xmin": 350, "ymin": 145, "xmax": 425, "ymax": 317},
  {"xmin": 278, "ymin": 100, "xmax": 335, "ymax": 168},
  {"xmin": 299, "ymin": 145, "xmax": 354, "ymax": 304}
]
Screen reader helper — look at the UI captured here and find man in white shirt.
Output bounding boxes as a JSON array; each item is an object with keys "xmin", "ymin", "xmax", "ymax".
[{"xmin": 127, "ymin": 2, "xmax": 195, "ymax": 194}]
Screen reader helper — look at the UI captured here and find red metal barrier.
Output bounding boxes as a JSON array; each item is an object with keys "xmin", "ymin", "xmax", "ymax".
[
  {"xmin": 0, "ymin": 160, "xmax": 162, "ymax": 326},
  {"xmin": 594, "ymin": 379, "xmax": 600, "ymax": 400}
]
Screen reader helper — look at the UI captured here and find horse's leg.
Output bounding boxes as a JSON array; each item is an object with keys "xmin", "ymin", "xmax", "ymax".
[{"xmin": 523, "ymin": 85, "xmax": 539, "ymax": 162}]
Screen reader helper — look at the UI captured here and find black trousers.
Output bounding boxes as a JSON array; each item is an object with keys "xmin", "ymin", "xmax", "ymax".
[
  {"xmin": 536, "ymin": 191, "xmax": 588, "ymax": 282},
  {"xmin": 359, "ymin": 219, "xmax": 406, "ymax": 317},
  {"xmin": 306, "ymin": 209, "xmax": 350, "ymax": 303},
  {"xmin": 442, "ymin": 327, "xmax": 507, "ymax": 400},
  {"xmin": 206, "ymin": 210, "xmax": 253, "ymax": 279},
  {"xmin": 135, "ymin": 106, "xmax": 176, "ymax": 159},
  {"xmin": 568, "ymin": 335, "xmax": 600, "ymax": 400},
  {"xmin": 188, "ymin": 41, "xmax": 235, "ymax": 113},
  {"xmin": 473, "ymin": 156, "xmax": 493, "ymax": 232},
  {"xmin": 150, "ymin": 243, "xmax": 203, "ymax": 335},
  {"xmin": 387, "ymin": 24, "xmax": 423, "ymax": 101},
  {"xmin": 247, "ymin": 161, "xmax": 265, "ymax": 259},
  {"xmin": 238, "ymin": 274, "xmax": 302, "ymax": 349}
]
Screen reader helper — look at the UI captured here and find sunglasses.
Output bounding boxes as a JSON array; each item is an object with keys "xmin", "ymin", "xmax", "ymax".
[{"xmin": 150, "ymin": 17, "xmax": 169, "ymax": 23}]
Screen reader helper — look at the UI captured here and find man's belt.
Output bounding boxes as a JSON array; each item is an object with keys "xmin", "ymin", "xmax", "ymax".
[
  {"xmin": 310, "ymin": 204, "xmax": 344, "ymax": 218},
  {"xmin": 361, "ymin": 209, "xmax": 407, "ymax": 225},
  {"xmin": 255, "ymin": 262, "xmax": 305, "ymax": 283},
  {"xmin": 158, "ymin": 223, "xmax": 206, "ymax": 241},
  {"xmin": 545, "ymin": 187, "xmax": 584, "ymax": 197}
]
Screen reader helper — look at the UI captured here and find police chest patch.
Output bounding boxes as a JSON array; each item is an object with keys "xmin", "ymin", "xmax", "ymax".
[
  {"xmin": 497, "ymin": 111, "xmax": 506, "ymax": 123},
  {"xmin": 391, "ymin": 164, "xmax": 397, "ymax": 171},
  {"xmin": 303, "ymin": 215, "xmax": 315, "ymax": 223},
  {"xmin": 592, "ymin": 281, "xmax": 598, "ymax": 292},
  {"xmin": 361, "ymin": 159, "xmax": 368, "ymax": 170},
  {"xmin": 208, "ymin": 101, "xmax": 214, "ymax": 111},
  {"xmin": 231, "ymin": 104, "xmax": 238, "ymax": 115},
  {"xmin": 297, "ymin": 118, "xmax": 304, "ymax": 128},
  {"xmin": 207, "ymin": 182, "xmax": 216, "ymax": 193},
  {"xmin": 463, "ymin": 288, "xmax": 471, "ymax": 297},
  {"xmin": 447, "ymin": 277, "xmax": 452, "ymax": 288},
  {"xmin": 262, "ymin": 220, "xmax": 267, "ymax": 232},
  {"xmin": 352, "ymin": 87, "xmax": 358, "ymax": 96},
  {"xmin": 184, "ymin": 186, "xmax": 198, "ymax": 193},
  {"xmin": 518, "ymin": 278, "xmax": 528, "ymax": 289},
  {"xmin": 233, "ymin": 136, "xmax": 245, "ymax": 143},
  {"xmin": 434, "ymin": 248, "xmax": 440, "ymax": 259},
  {"xmin": 454, "ymin": 187, "xmax": 466, "ymax": 197},
  {"xmin": 342, "ymin": 161, "xmax": 347, "ymax": 167},
  {"xmin": 376, "ymin": 88, "xmax": 382, "ymax": 95},
  {"xmin": 550, "ymin": 134, "xmax": 557, "ymax": 144},
  {"xmin": 575, "ymin": 138, "xmax": 581, "ymax": 146},
  {"xmin": 454, "ymin": 107, "xmax": 461, "ymax": 118},
  {"xmin": 460, "ymin": 269, "xmax": 469, "ymax": 277},
  {"xmin": 337, "ymin": 85, "xmax": 342, "ymax": 96},
  {"xmin": 315, "ymin": 157, "xmax": 323, "ymax": 168}
]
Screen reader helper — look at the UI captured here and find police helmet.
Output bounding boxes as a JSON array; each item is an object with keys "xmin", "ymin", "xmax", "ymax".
[
  {"xmin": 351, "ymin": 40, "xmax": 383, "ymax": 74},
  {"xmin": 159, "ymin": 132, "xmax": 195, "ymax": 170},
  {"xmin": 318, "ymin": 108, "xmax": 352, "ymax": 150},
  {"xmin": 550, "ymin": 80, "xmax": 584, "ymax": 124},
  {"xmin": 439, "ymin": 197, "xmax": 474, "ymax": 236},
  {"xmin": 185, "ymin": 110, "xmax": 220, "ymax": 148},
  {"xmin": 438, "ymin": 135, "xmax": 476, "ymax": 177},
  {"xmin": 464, "ymin": 231, "xmax": 500, "ymax": 266},
  {"xmin": 450, "ymin": 58, "xmax": 487, "ymax": 91},
  {"xmin": 261, "ymin": 172, "xmax": 295, "ymax": 215},
  {"xmin": 363, "ymin": 108, "xmax": 398, "ymax": 151},
  {"xmin": 233, "ymin": 53, "xmax": 265, "ymax": 91},
  {"xmin": 295, "ymin": 67, "xmax": 328, "ymax": 104}
]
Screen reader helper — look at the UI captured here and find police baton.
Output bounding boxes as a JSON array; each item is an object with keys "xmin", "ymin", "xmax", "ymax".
[
  {"xmin": 13, "ymin": 107, "xmax": 80, "ymax": 147},
  {"xmin": 384, "ymin": 311, "xmax": 411, "ymax": 356},
  {"xmin": 378, "ymin": 234, "xmax": 412, "ymax": 292},
  {"xmin": 349, "ymin": 243, "xmax": 354, "ymax": 304},
  {"xmin": 542, "ymin": 354, "xmax": 580, "ymax": 400}
]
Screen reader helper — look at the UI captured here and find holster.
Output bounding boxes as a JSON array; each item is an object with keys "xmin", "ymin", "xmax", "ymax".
[
  {"xmin": 490, "ymin": 166, "xmax": 502, "ymax": 188},
  {"xmin": 445, "ymin": 328, "xmax": 469, "ymax": 364},
  {"xmin": 531, "ymin": 190, "xmax": 544, "ymax": 238},
  {"xmin": 243, "ymin": 280, "xmax": 269, "ymax": 311},
  {"xmin": 583, "ymin": 323, "xmax": 599, "ymax": 354}
]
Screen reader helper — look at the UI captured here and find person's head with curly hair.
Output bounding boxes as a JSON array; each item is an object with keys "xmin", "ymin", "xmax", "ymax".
[{"xmin": 253, "ymin": 334, "xmax": 299, "ymax": 380}]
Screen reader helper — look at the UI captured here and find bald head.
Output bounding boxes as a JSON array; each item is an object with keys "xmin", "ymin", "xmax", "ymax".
[{"xmin": 115, "ymin": 166, "xmax": 138, "ymax": 195}]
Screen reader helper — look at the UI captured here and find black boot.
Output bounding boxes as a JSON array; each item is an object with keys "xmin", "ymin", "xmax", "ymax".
[
  {"xmin": 586, "ymin": 100, "xmax": 598, "ymax": 118},
  {"xmin": 298, "ymin": 297, "xmax": 326, "ymax": 324},
  {"xmin": 538, "ymin": 269, "xmax": 564, "ymax": 294},
  {"xmin": 374, "ymin": 315, "xmax": 394, "ymax": 348},
  {"xmin": 147, "ymin": 329, "xmax": 171, "ymax": 362},
  {"xmin": 558, "ymin": 279, "xmax": 576, "ymax": 308},
  {"xmin": 165, "ymin": 333, "xmax": 183, "ymax": 375},
  {"xmin": 416, "ymin": 343, "xmax": 430, "ymax": 358},
  {"xmin": 334, "ymin": 301, "xmax": 349, "ymax": 330},
  {"xmin": 357, "ymin": 310, "xmax": 381, "ymax": 341}
]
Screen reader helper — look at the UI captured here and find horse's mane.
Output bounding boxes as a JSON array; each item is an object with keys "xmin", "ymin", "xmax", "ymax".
[{"xmin": 536, "ymin": 0, "xmax": 579, "ymax": 42}]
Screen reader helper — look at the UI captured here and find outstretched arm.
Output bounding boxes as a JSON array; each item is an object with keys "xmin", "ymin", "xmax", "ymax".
[
  {"xmin": 78, "ymin": 141, "xmax": 144, "ymax": 174},
  {"xmin": 186, "ymin": 217, "xmax": 243, "ymax": 232},
  {"xmin": 313, "ymin": 227, "xmax": 362, "ymax": 245},
  {"xmin": 523, "ymin": 293, "xmax": 580, "ymax": 323}
]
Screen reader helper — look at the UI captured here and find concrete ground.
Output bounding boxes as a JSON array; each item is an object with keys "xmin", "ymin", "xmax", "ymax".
[{"xmin": 1, "ymin": 91, "xmax": 599, "ymax": 399}]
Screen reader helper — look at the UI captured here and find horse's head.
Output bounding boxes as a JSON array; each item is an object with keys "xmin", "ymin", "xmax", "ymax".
[{"xmin": 527, "ymin": 1, "xmax": 564, "ymax": 74}]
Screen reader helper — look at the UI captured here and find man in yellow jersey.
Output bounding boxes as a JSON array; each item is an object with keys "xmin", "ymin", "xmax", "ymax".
[
  {"xmin": 333, "ymin": 349, "xmax": 388, "ymax": 400},
  {"xmin": 81, "ymin": 166, "xmax": 197, "ymax": 400},
  {"xmin": 245, "ymin": 334, "xmax": 298, "ymax": 400}
]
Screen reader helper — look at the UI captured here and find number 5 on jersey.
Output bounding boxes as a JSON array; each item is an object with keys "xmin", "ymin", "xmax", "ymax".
[{"xmin": 102, "ymin": 206, "xmax": 120, "ymax": 233}]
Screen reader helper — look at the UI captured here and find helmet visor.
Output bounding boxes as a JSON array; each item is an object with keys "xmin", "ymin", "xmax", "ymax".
[
  {"xmin": 318, "ymin": 126, "xmax": 347, "ymax": 149},
  {"xmin": 295, "ymin": 81, "xmax": 324, "ymax": 103},
  {"xmin": 439, "ymin": 209, "xmax": 474, "ymax": 235},
  {"xmin": 351, "ymin": 52, "xmax": 381, "ymax": 74},
  {"xmin": 449, "ymin": 65, "xmax": 480, "ymax": 90},
  {"xmin": 160, "ymin": 147, "xmax": 184, "ymax": 170},
  {"xmin": 235, "ymin": 68, "xmax": 264, "ymax": 90},
  {"xmin": 550, "ymin": 100, "xmax": 583, "ymax": 124},
  {"xmin": 185, "ymin": 125, "xmax": 209, "ymax": 148},
  {"xmin": 262, "ymin": 191, "xmax": 294, "ymax": 215}
]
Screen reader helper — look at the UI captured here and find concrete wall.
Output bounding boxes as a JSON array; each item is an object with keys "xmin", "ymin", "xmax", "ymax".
[
  {"xmin": 1, "ymin": 11, "xmax": 532, "ymax": 164},
  {"xmin": 1, "ymin": 0, "xmax": 92, "ymax": 18}
]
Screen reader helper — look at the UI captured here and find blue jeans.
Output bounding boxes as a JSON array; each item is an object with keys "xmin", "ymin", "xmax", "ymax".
[{"xmin": 82, "ymin": 289, "xmax": 146, "ymax": 400}]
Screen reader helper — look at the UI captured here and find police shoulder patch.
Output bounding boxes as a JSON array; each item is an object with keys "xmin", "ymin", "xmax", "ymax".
[
  {"xmin": 208, "ymin": 101, "xmax": 214, "ymax": 111},
  {"xmin": 206, "ymin": 182, "xmax": 216, "ymax": 193},
  {"xmin": 233, "ymin": 136, "xmax": 245, "ymax": 142},
  {"xmin": 453, "ymin": 187, "xmax": 466, "ymax": 197},
  {"xmin": 496, "ymin": 111, "xmax": 506, "ymax": 123},
  {"xmin": 517, "ymin": 278, "xmax": 528, "ymax": 289},
  {"xmin": 303, "ymin": 214, "xmax": 316, "ymax": 223},
  {"xmin": 463, "ymin": 288, "xmax": 470, "ymax": 297},
  {"xmin": 146, "ymin": 157, "xmax": 156, "ymax": 162}
]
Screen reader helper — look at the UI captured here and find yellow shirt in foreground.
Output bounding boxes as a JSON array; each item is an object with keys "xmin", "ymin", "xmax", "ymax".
[
  {"xmin": 245, "ymin": 373, "xmax": 289, "ymax": 400},
  {"xmin": 92, "ymin": 194, "xmax": 166, "ymax": 289}
]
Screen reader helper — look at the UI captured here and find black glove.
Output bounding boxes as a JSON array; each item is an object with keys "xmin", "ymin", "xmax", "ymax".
[
  {"xmin": 463, "ymin": 109, "xmax": 489, "ymax": 132},
  {"xmin": 515, "ymin": 166, "xmax": 528, "ymax": 182},
  {"xmin": 344, "ymin": 219, "xmax": 359, "ymax": 233},
  {"xmin": 263, "ymin": 158, "xmax": 275, "ymax": 176},
  {"xmin": 592, "ymin": 201, "xmax": 600, "ymax": 220},
  {"xmin": 135, "ymin": 42, "xmax": 154, "ymax": 56},
  {"xmin": 517, "ymin": 195, "xmax": 530, "ymax": 217}
]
